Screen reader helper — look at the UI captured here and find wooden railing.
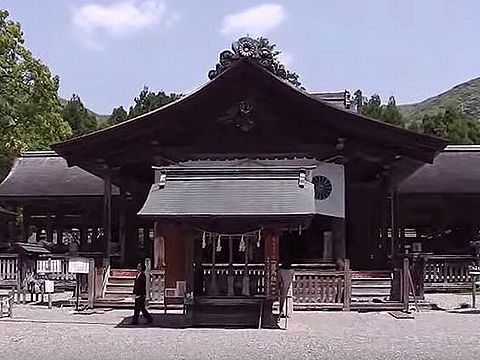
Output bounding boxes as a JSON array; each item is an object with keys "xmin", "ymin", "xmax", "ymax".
[
  {"xmin": 202, "ymin": 264, "xmax": 265, "ymax": 296},
  {"xmin": 37, "ymin": 255, "xmax": 77, "ymax": 291},
  {"xmin": 424, "ymin": 255, "xmax": 477, "ymax": 291},
  {"xmin": 292, "ymin": 259, "xmax": 351, "ymax": 310},
  {"xmin": 0, "ymin": 291, "xmax": 14, "ymax": 317},
  {"xmin": 0, "ymin": 254, "xmax": 18, "ymax": 287}
]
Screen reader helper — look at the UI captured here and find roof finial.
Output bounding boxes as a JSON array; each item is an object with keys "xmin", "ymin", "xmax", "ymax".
[{"xmin": 208, "ymin": 37, "xmax": 276, "ymax": 80}]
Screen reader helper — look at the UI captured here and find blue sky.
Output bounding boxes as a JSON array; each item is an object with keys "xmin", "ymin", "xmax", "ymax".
[{"xmin": 1, "ymin": 1, "xmax": 480, "ymax": 114}]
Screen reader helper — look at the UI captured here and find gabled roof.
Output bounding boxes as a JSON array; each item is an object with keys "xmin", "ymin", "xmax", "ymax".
[
  {"xmin": 0, "ymin": 151, "xmax": 119, "ymax": 199},
  {"xmin": 53, "ymin": 56, "xmax": 447, "ymax": 187},
  {"xmin": 399, "ymin": 145, "xmax": 480, "ymax": 195}
]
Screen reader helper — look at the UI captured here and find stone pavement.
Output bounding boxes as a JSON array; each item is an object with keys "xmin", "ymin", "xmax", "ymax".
[{"xmin": 1, "ymin": 303, "xmax": 480, "ymax": 360}]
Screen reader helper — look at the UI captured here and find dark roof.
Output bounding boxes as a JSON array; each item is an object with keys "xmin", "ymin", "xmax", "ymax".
[
  {"xmin": 53, "ymin": 58, "xmax": 447, "ymax": 171},
  {"xmin": 13, "ymin": 242, "xmax": 50, "ymax": 254},
  {"xmin": 0, "ymin": 151, "xmax": 119, "ymax": 198},
  {"xmin": 399, "ymin": 145, "xmax": 480, "ymax": 195},
  {"xmin": 139, "ymin": 166, "xmax": 316, "ymax": 217}
]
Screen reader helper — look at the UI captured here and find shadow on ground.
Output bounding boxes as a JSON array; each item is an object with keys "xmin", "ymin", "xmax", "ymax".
[
  {"xmin": 116, "ymin": 314, "xmax": 188, "ymax": 328},
  {"xmin": 115, "ymin": 314, "xmax": 284, "ymax": 330},
  {"xmin": 446, "ymin": 309, "xmax": 480, "ymax": 315}
]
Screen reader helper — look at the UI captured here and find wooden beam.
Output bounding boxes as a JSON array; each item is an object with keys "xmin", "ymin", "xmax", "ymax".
[{"xmin": 103, "ymin": 171, "xmax": 112, "ymax": 258}]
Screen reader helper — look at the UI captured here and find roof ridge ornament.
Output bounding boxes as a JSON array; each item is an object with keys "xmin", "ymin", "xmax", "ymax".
[{"xmin": 208, "ymin": 37, "xmax": 286, "ymax": 80}]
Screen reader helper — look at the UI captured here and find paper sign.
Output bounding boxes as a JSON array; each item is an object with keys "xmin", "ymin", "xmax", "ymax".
[
  {"xmin": 37, "ymin": 259, "xmax": 62, "ymax": 274},
  {"xmin": 68, "ymin": 258, "xmax": 89, "ymax": 274},
  {"xmin": 44, "ymin": 280, "xmax": 54, "ymax": 293}
]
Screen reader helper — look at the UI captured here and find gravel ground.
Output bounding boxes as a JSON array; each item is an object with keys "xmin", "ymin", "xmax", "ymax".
[
  {"xmin": 1, "ymin": 304, "xmax": 480, "ymax": 360},
  {"xmin": 425, "ymin": 293, "xmax": 474, "ymax": 310}
]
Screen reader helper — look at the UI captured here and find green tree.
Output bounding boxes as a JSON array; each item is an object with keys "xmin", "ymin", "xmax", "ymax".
[
  {"xmin": 61, "ymin": 94, "xmax": 98, "ymax": 137},
  {"xmin": 107, "ymin": 106, "xmax": 128, "ymax": 126},
  {"xmin": 355, "ymin": 91, "xmax": 405, "ymax": 128},
  {"xmin": 127, "ymin": 86, "xmax": 181, "ymax": 119},
  {"xmin": 0, "ymin": 10, "xmax": 71, "ymax": 179},
  {"xmin": 257, "ymin": 37, "xmax": 302, "ymax": 88},
  {"xmin": 417, "ymin": 106, "xmax": 480, "ymax": 143},
  {"xmin": 353, "ymin": 89, "xmax": 364, "ymax": 113},
  {"xmin": 381, "ymin": 96, "xmax": 404, "ymax": 127},
  {"xmin": 361, "ymin": 94, "xmax": 382, "ymax": 119}
]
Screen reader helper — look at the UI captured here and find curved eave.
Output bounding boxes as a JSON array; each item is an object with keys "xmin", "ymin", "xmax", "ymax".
[{"xmin": 53, "ymin": 58, "xmax": 447, "ymax": 163}]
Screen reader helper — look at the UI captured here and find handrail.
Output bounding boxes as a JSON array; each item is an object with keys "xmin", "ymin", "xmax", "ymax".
[
  {"xmin": 423, "ymin": 254, "xmax": 477, "ymax": 261},
  {"xmin": 101, "ymin": 265, "xmax": 111, "ymax": 298}
]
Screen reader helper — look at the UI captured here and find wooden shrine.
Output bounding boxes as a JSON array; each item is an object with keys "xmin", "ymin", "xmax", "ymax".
[{"xmin": 0, "ymin": 37, "xmax": 447, "ymax": 324}]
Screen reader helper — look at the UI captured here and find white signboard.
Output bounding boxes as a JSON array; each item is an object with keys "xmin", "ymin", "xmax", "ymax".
[
  {"xmin": 68, "ymin": 257, "xmax": 90, "ymax": 274},
  {"xmin": 37, "ymin": 259, "xmax": 62, "ymax": 274},
  {"xmin": 44, "ymin": 280, "xmax": 55, "ymax": 293}
]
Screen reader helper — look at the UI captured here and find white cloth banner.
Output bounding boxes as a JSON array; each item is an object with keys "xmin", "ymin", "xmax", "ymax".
[{"xmin": 308, "ymin": 162, "xmax": 345, "ymax": 218}]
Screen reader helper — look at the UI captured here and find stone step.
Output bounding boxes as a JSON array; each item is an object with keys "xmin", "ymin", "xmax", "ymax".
[
  {"xmin": 108, "ymin": 276, "xmax": 136, "ymax": 285},
  {"xmin": 110, "ymin": 269, "xmax": 137, "ymax": 277}
]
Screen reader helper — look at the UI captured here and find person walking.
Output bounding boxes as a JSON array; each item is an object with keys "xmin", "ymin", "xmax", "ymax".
[{"xmin": 131, "ymin": 262, "xmax": 153, "ymax": 325}]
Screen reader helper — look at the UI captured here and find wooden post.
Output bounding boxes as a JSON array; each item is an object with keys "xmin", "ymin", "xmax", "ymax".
[
  {"xmin": 153, "ymin": 222, "xmax": 165, "ymax": 270},
  {"xmin": 9, "ymin": 290, "xmax": 13, "ymax": 317},
  {"xmin": 403, "ymin": 257, "xmax": 410, "ymax": 312},
  {"xmin": 145, "ymin": 257, "xmax": 151, "ymax": 303},
  {"xmin": 390, "ymin": 190, "xmax": 398, "ymax": 260},
  {"xmin": 242, "ymin": 237, "xmax": 250, "ymax": 296},
  {"xmin": 119, "ymin": 201, "xmax": 127, "ymax": 266},
  {"xmin": 103, "ymin": 171, "xmax": 112, "ymax": 260},
  {"xmin": 46, "ymin": 212, "xmax": 53, "ymax": 243},
  {"xmin": 227, "ymin": 236, "xmax": 234, "ymax": 296},
  {"xmin": 211, "ymin": 235, "xmax": 218, "ymax": 295},
  {"xmin": 185, "ymin": 231, "xmax": 194, "ymax": 295},
  {"xmin": 332, "ymin": 219, "xmax": 346, "ymax": 262},
  {"xmin": 87, "ymin": 258, "xmax": 95, "ymax": 308},
  {"xmin": 472, "ymin": 274, "xmax": 477, "ymax": 309},
  {"xmin": 343, "ymin": 259, "xmax": 351, "ymax": 311}
]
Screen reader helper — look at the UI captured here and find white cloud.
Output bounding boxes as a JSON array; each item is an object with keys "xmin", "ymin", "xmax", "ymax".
[
  {"xmin": 221, "ymin": 4, "xmax": 286, "ymax": 37},
  {"xmin": 72, "ymin": 1, "xmax": 179, "ymax": 49}
]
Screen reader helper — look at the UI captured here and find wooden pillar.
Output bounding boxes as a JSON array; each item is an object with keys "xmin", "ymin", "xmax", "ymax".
[
  {"xmin": 46, "ymin": 212, "xmax": 53, "ymax": 243},
  {"xmin": 80, "ymin": 214, "xmax": 88, "ymax": 252},
  {"xmin": 390, "ymin": 189, "xmax": 399, "ymax": 260},
  {"xmin": 185, "ymin": 230, "xmax": 194, "ymax": 294},
  {"xmin": 211, "ymin": 235, "xmax": 218, "ymax": 295},
  {"xmin": 227, "ymin": 236, "xmax": 234, "ymax": 296},
  {"xmin": 103, "ymin": 171, "xmax": 112, "ymax": 259},
  {"xmin": 145, "ymin": 257, "xmax": 151, "ymax": 303},
  {"xmin": 343, "ymin": 259, "xmax": 351, "ymax": 311},
  {"xmin": 22, "ymin": 206, "xmax": 30, "ymax": 242},
  {"xmin": 119, "ymin": 201, "xmax": 127, "ymax": 266},
  {"xmin": 332, "ymin": 218, "xmax": 346, "ymax": 261},
  {"xmin": 242, "ymin": 237, "xmax": 250, "ymax": 296},
  {"xmin": 153, "ymin": 222, "xmax": 165, "ymax": 270},
  {"xmin": 403, "ymin": 257, "xmax": 410, "ymax": 312},
  {"xmin": 264, "ymin": 229, "xmax": 280, "ymax": 298},
  {"xmin": 379, "ymin": 171, "xmax": 391, "ymax": 267},
  {"xmin": 87, "ymin": 258, "xmax": 95, "ymax": 308}
]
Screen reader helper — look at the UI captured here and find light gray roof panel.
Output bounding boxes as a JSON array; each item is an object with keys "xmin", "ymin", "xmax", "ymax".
[{"xmin": 138, "ymin": 177, "xmax": 316, "ymax": 217}]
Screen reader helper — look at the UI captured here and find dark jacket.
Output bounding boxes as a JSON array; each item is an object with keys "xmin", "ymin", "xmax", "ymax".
[{"xmin": 133, "ymin": 272, "xmax": 147, "ymax": 296}]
